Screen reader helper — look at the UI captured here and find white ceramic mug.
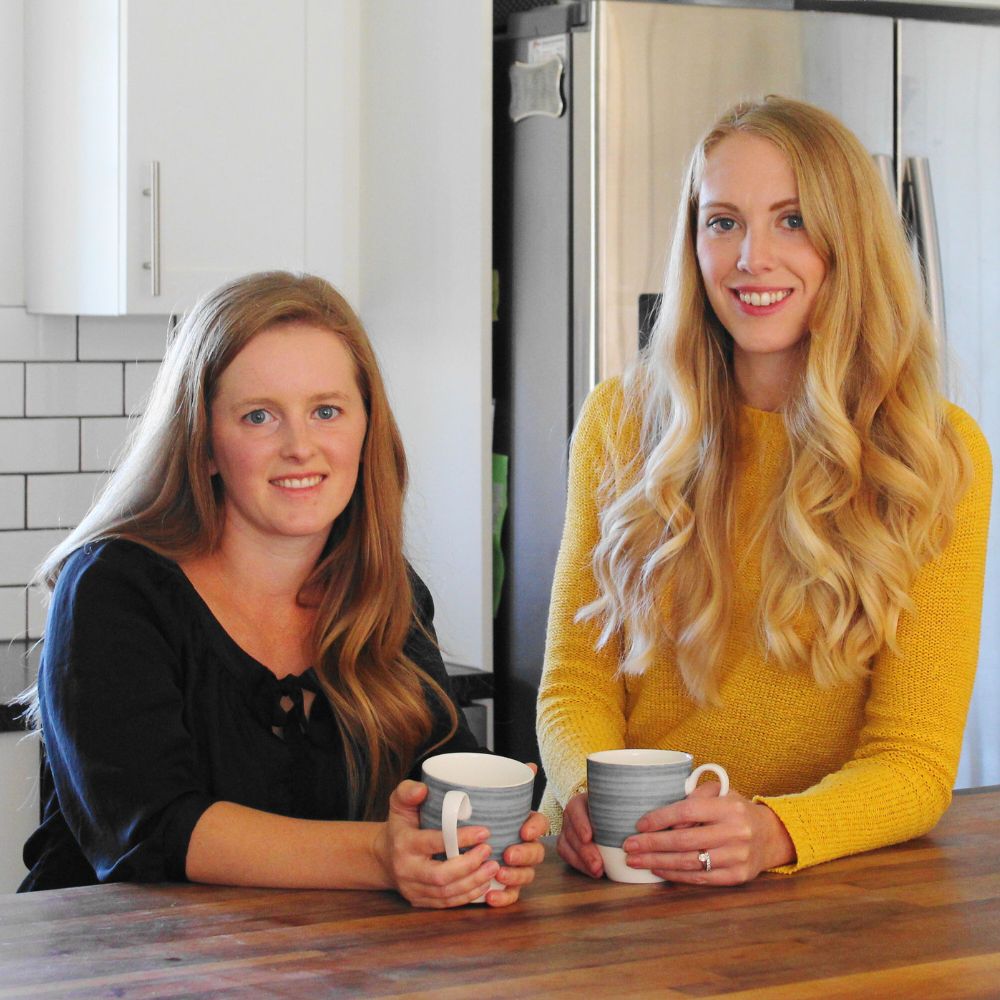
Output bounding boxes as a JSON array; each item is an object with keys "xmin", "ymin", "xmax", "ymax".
[
  {"xmin": 587, "ymin": 749, "xmax": 729, "ymax": 884},
  {"xmin": 419, "ymin": 752, "xmax": 535, "ymax": 902}
]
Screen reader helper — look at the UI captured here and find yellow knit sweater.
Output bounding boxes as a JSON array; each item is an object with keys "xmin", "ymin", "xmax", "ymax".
[{"xmin": 537, "ymin": 377, "xmax": 992, "ymax": 871}]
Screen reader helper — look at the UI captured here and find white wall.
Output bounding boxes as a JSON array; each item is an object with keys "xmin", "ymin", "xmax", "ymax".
[{"xmin": 359, "ymin": 0, "xmax": 492, "ymax": 672}]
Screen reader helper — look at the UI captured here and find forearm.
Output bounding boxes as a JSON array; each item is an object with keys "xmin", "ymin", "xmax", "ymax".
[{"xmin": 185, "ymin": 801, "xmax": 393, "ymax": 890}]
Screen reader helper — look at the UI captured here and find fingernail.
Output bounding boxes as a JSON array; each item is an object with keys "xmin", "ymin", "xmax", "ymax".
[{"xmin": 623, "ymin": 839, "xmax": 637, "ymax": 851}]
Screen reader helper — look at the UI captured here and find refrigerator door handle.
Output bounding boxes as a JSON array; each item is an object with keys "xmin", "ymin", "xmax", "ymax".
[
  {"xmin": 903, "ymin": 156, "xmax": 947, "ymax": 339},
  {"xmin": 872, "ymin": 153, "xmax": 896, "ymax": 202}
]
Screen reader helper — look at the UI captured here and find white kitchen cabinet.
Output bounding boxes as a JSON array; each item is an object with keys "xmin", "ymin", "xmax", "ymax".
[
  {"xmin": 0, "ymin": 0, "xmax": 23, "ymax": 306},
  {"xmin": 24, "ymin": 0, "xmax": 312, "ymax": 316}
]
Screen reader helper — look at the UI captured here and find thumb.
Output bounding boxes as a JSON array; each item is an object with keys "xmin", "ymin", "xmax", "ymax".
[{"xmin": 388, "ymin": 779, "xmax": 428, "ymax": 827}]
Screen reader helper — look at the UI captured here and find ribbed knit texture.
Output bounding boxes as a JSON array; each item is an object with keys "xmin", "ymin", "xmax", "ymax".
[{"xmin": 537, "ymin": 377, "xmax": 992, "ymax": 871}]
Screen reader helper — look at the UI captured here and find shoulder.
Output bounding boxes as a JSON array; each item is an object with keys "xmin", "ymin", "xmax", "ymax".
[
  {"xmin": 578, "ymin": 376, "xmax": 625, "ymax": 429},
  {"xmin": 405, "ymin": 565, "xmax": 436, "ymax": 627},
  {"xmin": 944, "ymin": 401, "xmax": 992, "ymax": 475},
  {"xmin": 941, "ymin": 402, "xmax": 992, "ymax": 541},
  {"xmin": 573, "ymin": 376, "xmax": 640, "ymax": 457},
  {"xmin": 53, "ymin": 538, "xmax": 181, "ymax": 610}
]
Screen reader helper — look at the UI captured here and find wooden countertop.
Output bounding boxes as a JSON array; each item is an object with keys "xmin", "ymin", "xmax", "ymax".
[{"xmin": 1, "ymin": 787, "xmax": 998, "ymax": 998}]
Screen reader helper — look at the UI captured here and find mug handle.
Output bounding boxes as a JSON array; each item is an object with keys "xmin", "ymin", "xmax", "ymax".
[
  {"xmin": 684, "ymin": 763, "xmax": 729, "ymax": 797},
  {"xmin": 440, "ymin": 789, "xmax": 473, "ymax": 859}
]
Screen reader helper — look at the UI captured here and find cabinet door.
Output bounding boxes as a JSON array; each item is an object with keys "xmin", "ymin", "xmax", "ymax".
[
  {"xmin": 0, "ymin": 0, "xmax": 23, "ymax": 306},
  {"xmin": 901, "ymin": 19, "xmax": 1000, "ymax": 788},
  {"xmin": 123, "ymin": 0, "xmax": 308, "ymax": 314}
]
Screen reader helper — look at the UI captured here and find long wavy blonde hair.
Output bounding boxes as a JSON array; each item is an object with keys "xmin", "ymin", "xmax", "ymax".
[
  {"xmin": 583, "ymin": 96, "xmax": 970, "ymax": 702},
  {"xmin": 27, "ymin": 271, "xmax": 456, "ymax": 819}
]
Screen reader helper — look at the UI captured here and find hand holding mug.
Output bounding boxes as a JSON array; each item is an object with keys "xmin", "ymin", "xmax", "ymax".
[
  {"xmin": 418, "ymin": 753, "xmax": 547, "ymax": 905},
  {"xmin": 376, "ymin": 779, "xmax": 500, "ymax": 908},
  {"xmin": 623, "ymin": 782, "xmax": 796, "ymax": 884},
  {"xmin": 587, "ymin": 749, "xmax": 730, "ymax": 883}
]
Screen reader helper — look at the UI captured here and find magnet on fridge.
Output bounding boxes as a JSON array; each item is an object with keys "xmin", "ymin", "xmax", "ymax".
[{"xmin": 509, "ymin": 56, "xmax": 565, "ymax": 123}]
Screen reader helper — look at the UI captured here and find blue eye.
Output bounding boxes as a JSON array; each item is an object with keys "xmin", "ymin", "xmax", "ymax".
[
  {"xmin": 783, "ymin": 213, "xmax": 805, "ymax": 230},
  {"xmin": 315, "ymin": 405, "xmax": 339, "ymax": 421},
  {"xmin": 707, "ymin": 216, "xmax": 737, "ymax": 233},
  {"xmin": 243, "ymin": 409, "xmax": 271, "ymax": 425}
]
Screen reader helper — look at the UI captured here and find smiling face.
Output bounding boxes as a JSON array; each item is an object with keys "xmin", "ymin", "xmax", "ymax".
[
  {"xmin": 695, "ymin": 132, "xmax": 827, "ymax": 406},
  {"xmin": 208, "ymin": 321, "xmax": 368, "ymax": 554}
]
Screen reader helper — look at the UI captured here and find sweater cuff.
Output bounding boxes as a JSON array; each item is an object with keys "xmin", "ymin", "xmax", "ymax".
[{"xmin": 753, "ymin": 794, "xmax": 805, "ymax": 874}]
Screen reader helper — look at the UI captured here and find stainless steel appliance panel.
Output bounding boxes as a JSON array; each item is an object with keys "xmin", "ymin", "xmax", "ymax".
[{"xmin": 901, "ymin": 18, "xmax": 1000, "ymax": 787}]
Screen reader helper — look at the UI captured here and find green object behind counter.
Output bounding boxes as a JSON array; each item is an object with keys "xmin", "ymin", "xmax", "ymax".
[{"xmin": 492, "ymin": 453, "xmax": 509, "ymax": 617}]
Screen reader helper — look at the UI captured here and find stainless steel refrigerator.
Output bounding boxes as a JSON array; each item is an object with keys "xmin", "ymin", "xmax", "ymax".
[{"xmin": 492, "ymin": 0, "xmax": 1000, "ymax": 788}]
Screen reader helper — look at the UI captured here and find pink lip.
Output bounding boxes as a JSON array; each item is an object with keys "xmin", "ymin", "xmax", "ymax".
[{"xmin": 729, "ymin": 288, "xmax": 794, "ymax": 316}]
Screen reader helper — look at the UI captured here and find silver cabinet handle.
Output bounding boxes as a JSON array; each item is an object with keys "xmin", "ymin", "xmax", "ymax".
[
  {"xmin": 903, "ymin": 156, "xmax": 945, "ymax": 338},
  {"xmin": 142, "ymin": 161, "xmax": 161, "ymax": 297}
]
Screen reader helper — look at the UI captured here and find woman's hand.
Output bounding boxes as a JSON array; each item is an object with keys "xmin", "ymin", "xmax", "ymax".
[
  {"xmin": 374, "ymin": 779, "xmax": 548, "ymax": 908},
  {"xmin": 556, "ymin": 791, "xmax": 605, "ymax": 878},
  {"xmin": 481, "ymin": 761, "xmax": 548, "ymax": 906},
  {"xmin": 374, "ymin": 780, "xmax": 498, "ymax": 907},
  {"xmin": 621, "ymin": 782, "xmax": 795, "ymax": 885},
  {"xmin": 486, "ymin": 808, "xmax": 548, "ymax": 906}
]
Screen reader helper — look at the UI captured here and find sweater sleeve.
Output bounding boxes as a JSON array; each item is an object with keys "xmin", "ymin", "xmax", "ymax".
[
  {"xmin": 537, "ymin": 380, "xmax": 629, "ymax": 811},
  {"xmin": 758, "ymin": 407, "xmax": 993, "ymax": 870},
  {"xmin": 39, "ymin": 543, "xmax": 215, "ymax": 883}
]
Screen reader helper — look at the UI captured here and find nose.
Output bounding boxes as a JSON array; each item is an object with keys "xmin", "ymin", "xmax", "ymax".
[
  {"xmin": 737, "ymin": 225, "xmax": 776, "ymax": 274},
  {"xmin": 279, "ymin": 416, "xmax": 316, "ymax": 461}
]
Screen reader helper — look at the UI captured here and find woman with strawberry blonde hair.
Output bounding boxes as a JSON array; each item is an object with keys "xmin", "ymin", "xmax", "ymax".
[
  {"xmin": 539, "ymin": 96, "xmax": 991, "ymax": 884},
  {"xmin": 21, "ymin": 271, "xmax": 546, "ymax": 904}
]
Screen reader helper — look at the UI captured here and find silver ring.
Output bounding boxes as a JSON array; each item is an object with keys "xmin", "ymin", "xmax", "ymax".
[{"xmin": 697, "ymin": 851, "xmax": 712, "ymax": 872}]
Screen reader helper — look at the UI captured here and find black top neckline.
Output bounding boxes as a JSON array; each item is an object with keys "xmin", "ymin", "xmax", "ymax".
[{"xmin": 119, "ymin": 540, "xmax": 320, "ymax": 693}]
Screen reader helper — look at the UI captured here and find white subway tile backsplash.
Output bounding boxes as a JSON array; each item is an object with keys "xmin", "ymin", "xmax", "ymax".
[
  {"xmin": 0, "ymin": 365, "xmax": 23, "ymax": 416},
  {"xmin": 0, "ymin": 586, "xmax": 26, "ymax": 639},
  {"xmin": 26, "ymin": 363, "xmax": 123, "ymax": 417},
  {"xmin": 0, "ymin": 476, "xmax": 24, "ymax": 529},
  {"xmin": 80, "ymin": 417, "xmax": 134, "ymax": 472},
  {"xmin": 0, "ymin": 420, "xmax": 78, "ymax": 473},
  {"xmin": 125, "ymin": 362, "xmax": 161, "ymax": 415},
  {"xmin": 27, "ymin": 473, "xmax": 108, "ymax": 529},
  {"xmin": 27, "ymin": 585, "xmax": 46, "ymax": 639},
  {"xmin": 0, "ymin": 310, "xmax": 76, "ymax": 362},
  {"xmin": 79, "ymin": 315, "xmax": 170, "ymax": 361},
  {"xmin": 0, "ymin": 530, "xmax": 69, "ymax": 586}
]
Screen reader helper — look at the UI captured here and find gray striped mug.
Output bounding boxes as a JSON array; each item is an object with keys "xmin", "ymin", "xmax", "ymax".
[
  {"xmin": 419, "ymin": 752, "xmax": 535, "ymax": 902},
  {"xmin": 587, "ymin": 749, "xmax": 729, "ymax": 883}
]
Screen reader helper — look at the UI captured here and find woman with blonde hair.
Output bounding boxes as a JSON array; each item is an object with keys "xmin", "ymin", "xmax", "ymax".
[
  {"xmin": 21, "ymin": 271, "xmax": 546, "ymax": 905},
  {"xmin": 539, "ymin": 96, "xmax": 991, "ymax": 884}
]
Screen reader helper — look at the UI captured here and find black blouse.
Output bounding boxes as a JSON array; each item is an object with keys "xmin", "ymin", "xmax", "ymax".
[{"xmin": 20, "ymin": 539, "xmax": 480, "ymax": 892}]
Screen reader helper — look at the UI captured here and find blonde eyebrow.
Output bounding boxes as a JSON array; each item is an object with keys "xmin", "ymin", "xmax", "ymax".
[
  {"xmin": 699, "ymin": 198, "xmax": 800, "ymax": 213},
  {"xmin": 230, "ymin": 390, "xmax": 354, "ymax": 410}
]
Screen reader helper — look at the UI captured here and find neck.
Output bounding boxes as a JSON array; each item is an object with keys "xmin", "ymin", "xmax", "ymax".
[
  {"xmin": 196, "ymin": 522, "xmax": 327, "ymax": 604},
  {"xmin": 732, "ymin": 347, "xmax": 802, "ymax": 411}
]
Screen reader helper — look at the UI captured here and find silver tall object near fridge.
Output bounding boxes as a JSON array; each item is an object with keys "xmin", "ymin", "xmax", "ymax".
[{"xmin": 493, "ymin": 0, "xmax": 1000, "ymax": 787}]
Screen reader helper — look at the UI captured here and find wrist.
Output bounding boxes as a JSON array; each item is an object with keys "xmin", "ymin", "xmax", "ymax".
[{"xmin": 369, "ymin": 821, "xmax": 396, "ymax": 890}]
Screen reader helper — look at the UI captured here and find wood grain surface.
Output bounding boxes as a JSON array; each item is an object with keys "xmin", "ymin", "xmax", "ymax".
[{"xmin": 1, "ymin": 788, "xmax": 997, "ymax": 998}]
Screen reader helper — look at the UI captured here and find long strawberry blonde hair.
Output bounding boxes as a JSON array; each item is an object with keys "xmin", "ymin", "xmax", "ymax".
[
  {"xmin": 27, "ymin": 271, "xmax": 456, "ymax": 818},
  {"xmin": 582, "ymin": 96, "xmax": 970, "ymax": 702}
]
